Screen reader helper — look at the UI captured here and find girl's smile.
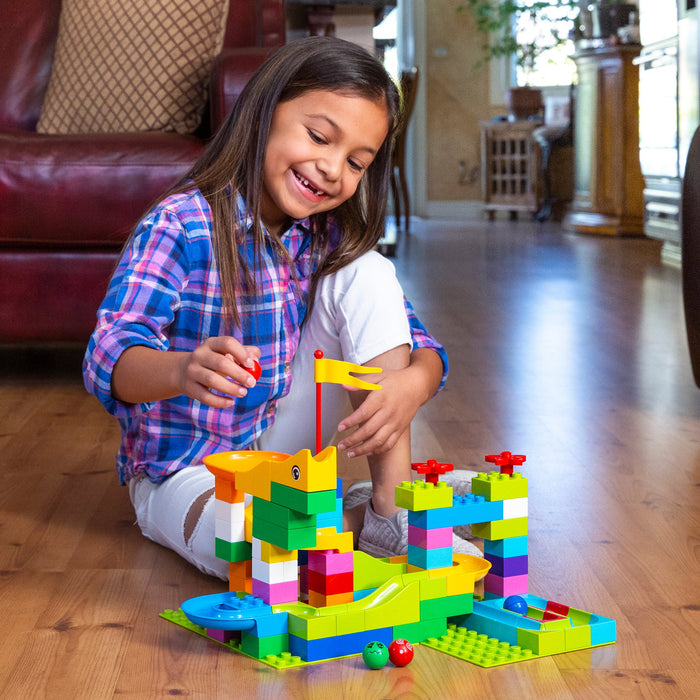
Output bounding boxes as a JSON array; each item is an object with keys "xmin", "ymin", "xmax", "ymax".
[{"xmin": 260, "ymin": 89, "xmax": 390, "ymax": 234}]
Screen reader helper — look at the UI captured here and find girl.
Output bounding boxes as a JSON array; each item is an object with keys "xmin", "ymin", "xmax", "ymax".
[{"xmin": 84, "ymin": 36, "xmax": 476, "ymax": 580}]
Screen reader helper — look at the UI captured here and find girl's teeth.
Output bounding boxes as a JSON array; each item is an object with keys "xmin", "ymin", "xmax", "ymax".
[{"xmin": 296, "ymin": 172, "xmax": 323, "ymax": 195}]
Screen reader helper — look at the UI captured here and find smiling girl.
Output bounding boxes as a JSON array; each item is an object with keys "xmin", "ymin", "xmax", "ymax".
[{"xmin": 84, "ymin": 37, "xmax": 471, "ymax": 579}]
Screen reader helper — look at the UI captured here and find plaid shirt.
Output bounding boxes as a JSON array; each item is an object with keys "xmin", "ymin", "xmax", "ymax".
[{"xmin": 83, "ymin": 188, "xmax": 448, "ymax": 484}]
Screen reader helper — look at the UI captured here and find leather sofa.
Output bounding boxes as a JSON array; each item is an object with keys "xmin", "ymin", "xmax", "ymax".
[{"xmin": 0, "ymin": 0, "xmax": 284, "ymax": 343}]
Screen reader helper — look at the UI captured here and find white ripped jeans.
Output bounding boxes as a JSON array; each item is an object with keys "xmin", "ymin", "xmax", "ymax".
[{"xmin": 128, "ymin": 251, "xmax": 412, "ymax": 579}]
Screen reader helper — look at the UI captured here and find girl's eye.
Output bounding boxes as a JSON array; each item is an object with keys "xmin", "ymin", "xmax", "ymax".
[
  {"xmin": 348, "ymin": 159, "xmax": 364, "ymax": 173},
  {"xmin": 308, "ymin": 130, "xmax": 326, "ymax": 145}
]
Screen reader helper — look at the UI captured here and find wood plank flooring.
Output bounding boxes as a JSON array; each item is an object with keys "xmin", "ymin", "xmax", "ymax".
[{"xmin": 1, "ymin": 219, "xmax": 699, "ymax": 698}]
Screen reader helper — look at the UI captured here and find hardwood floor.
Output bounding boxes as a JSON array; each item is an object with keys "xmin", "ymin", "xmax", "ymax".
[{"xmin": 1, "ymin": 219, "xmax": 699, "ymax": 698}]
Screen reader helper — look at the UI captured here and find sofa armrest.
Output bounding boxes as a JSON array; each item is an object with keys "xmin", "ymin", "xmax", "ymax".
[{"xmin": 209, "ymin": 47, "xmax": 275, "ymax": 133}]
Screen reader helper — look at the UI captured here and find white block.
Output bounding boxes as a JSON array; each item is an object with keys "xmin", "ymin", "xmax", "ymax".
[
  {"xmin": 215, "ymin": 516, "xmax": 245, "ymax": 543},
  {"xmin": 252, "ymin": 557, "xmax": 298, "ymax": 585},
  {"xmin": 502, "ymin": 497, "xmax": 528, "ymax": 520}
]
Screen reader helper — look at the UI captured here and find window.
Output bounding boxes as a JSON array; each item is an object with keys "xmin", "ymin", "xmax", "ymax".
[{"xmin": 513, "ymin": 0, "xmax": 578, "ymax": 87}]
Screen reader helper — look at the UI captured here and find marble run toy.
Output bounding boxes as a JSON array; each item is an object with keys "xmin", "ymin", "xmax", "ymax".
[{"xmin": 161, "ymin": 354, "xmax": 616, "ymax": 669}]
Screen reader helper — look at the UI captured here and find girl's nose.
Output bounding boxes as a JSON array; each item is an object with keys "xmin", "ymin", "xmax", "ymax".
[{"xmin": 317, "ymin": 151, "xmax": 343, "ymax": 182}]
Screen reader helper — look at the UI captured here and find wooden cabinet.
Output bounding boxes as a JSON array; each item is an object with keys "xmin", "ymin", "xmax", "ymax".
[
  {"xmin": 563, "ymin": 44, "xmax": 645, "ymax": 236},
  {"xmin": 480, "ymin": 120, "xmax": 540, "ymax": 219}
]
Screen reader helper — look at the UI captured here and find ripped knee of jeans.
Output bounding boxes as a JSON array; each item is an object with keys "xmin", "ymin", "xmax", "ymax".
[{"xmin": 183, "ymin": 487, "xmax": 214, "ymax": 546}]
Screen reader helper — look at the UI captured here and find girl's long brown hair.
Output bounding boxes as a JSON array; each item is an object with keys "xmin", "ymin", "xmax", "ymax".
[{"xmin": 171, "ymin": 36, "xmax": 401, "ymax": 331}]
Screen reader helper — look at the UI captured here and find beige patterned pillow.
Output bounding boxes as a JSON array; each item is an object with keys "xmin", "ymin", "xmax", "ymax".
[{"xmin": 37, "ymin": 0, "xmax": 229, "ymax": 135}]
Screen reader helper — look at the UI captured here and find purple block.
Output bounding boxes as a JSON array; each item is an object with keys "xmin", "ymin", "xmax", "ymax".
[
  {"xmin": 206, "ymin": 628, "xmax": 236, "ymax": 643},
  {"xmin": 484, "ymin": 553, "xmax": 529, "ymax": 577}
]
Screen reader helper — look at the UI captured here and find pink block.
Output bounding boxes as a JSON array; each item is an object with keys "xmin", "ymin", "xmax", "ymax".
[
  {"xmin": 407, "ymin": 524, "xmax": 453, "ymax": 549},
  {"xmin": 307, "ymin": 549, "xmax": 354, "ymax": 575},
  {"xmin": 253, "ymin": 578, "xmax": 298, "ymax": 605},
  {"xmin": 484, "ymin": 573, "xmax": 528, "ymax": 597}
]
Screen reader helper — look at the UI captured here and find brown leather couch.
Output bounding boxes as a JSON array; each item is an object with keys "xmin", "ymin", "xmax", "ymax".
[{"xmin": 0, "ymin": 0, "xmax": 284, "ymax": 343}]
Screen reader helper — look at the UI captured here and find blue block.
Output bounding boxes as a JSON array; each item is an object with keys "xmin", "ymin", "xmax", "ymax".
[
  {"xmin": 472, "ymin": 600, "xmax": 541, "ymax": 630},
  {"xmin": 251, "ymin": 611, "xmax": 289, "ymax": 637},
  {"xmin": 407, "ymin": 544, "xmax": 453, "ymax": 569},
  {"xmin": 463, "ymin": 611, "xmax": 520, "ymax": 646},
  {"xmin": 336, "ymin": 478, "xmax": 343, "ymax": 498},
  {"xmin": 289, "ymin": 626, "xmax": 393, "ymax": 662},
  {"xmin": 354, "ymin": 588, "xmax": 374, "ymax": 601},
  {"xmin": 316, "ymin": 499, "xmax": 343, "ymax": 531},
  {"xmin": 589, "ymin": 616, "xmax": 616, "ymax": 645},
  {"xmin": 451, "ymin": 494, "xmax": 504, "ymax": 526},
  {"xmin": 484, "ymin": 553, "xmax": 529, "ymax": 577},
  {"xmin": 483, "ymin": 536, "xmax": 529, "ymax": 558}
]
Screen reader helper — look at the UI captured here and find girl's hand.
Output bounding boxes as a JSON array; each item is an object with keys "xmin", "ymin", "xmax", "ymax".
[
  {"xmin": 336, "ymin": 366, "xmax": 424, "ymax": 458},
  {"xmin": 178, "ymin": 336, "xmax": 261, "ymax": 408}
]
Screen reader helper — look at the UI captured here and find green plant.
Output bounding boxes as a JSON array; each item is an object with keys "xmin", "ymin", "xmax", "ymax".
[{"xmin": 458, "ymin": 0, "xmax": 580, "ymax": 80}]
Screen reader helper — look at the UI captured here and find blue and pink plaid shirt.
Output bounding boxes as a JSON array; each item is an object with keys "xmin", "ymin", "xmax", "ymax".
[{"xmin": 83, "ymin": 188, "xmax": 448, "ymax": 484}]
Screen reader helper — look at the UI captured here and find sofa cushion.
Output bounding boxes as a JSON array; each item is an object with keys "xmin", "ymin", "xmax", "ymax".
[
  {"xmin": 37, "ymin": 0, "xmax": 229, "ymax": 135},
  {"xmin": 0, "ymin": 0, "xmax": 62, "ymax": 131},
  {"xmin": 0, "ymin": 131, "xmax": 204, "ymax": 246}
]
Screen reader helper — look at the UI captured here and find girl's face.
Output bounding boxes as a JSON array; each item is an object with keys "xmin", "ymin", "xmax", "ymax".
[{"xmin": 260, "ymin": 89, "xmax": 390, "ymax": 234}]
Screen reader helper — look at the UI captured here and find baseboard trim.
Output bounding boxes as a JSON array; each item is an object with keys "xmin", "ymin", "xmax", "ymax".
[{"xmin": 423, "ymin": 201, "xmax": 485, "ymax": 221}]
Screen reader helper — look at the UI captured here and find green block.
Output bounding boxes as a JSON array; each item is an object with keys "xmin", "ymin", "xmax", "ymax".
[
  {"xmin": 241, "ymin": 631, "xmax": 288, "ymax": 659},
  {"xmin": 364, "ymin": 581, "xmax": 421, "ymax": 631},
  {"xmin": 252, "ymin": 518, "xmax": 318, "ymax": 550},
  {"xmin": 253, "ymin": 496, "xmax": 317, "ymax": 529},
  {"xmin": 215, "ymin": 538, "xmax": 252, "ymax": 562},
  {"xmin": 517, "ymin": 627, "xmax": 566, "ymax": 655},
  {"xmin": 287, "ymin": 610, "xmax": 337, "ymax": 640},
  {"xmin": 395, "ymin": 481, "xmax": 453, "ymax": 511},
  {"xmin": 420, "ymin": 592, "xmax": 473, "ymax": 620},
  {"xmin": 393, "ymin": 616, "xmax": 448, "ymax": 644},
  {"xmin": 423, "ymin": 625, "xmax": 536, "ymax": 667},
  {"xmin": 352, "ymin": 550, "xmax": 406, "ymax": 591},
  {"xmin": 471, "ymin": 471, "xmax": 528, "ymax": 501},
  {"xmin": 472, "ymin": 517, "xmax": 528, "ymax": 540},
  {"xmin": 270, "ymin": 482, "xmax": 337, "ymax": 515},
  {"xmin": 160, "ymin": 608, "xmax": 307, "ymax": 669}
]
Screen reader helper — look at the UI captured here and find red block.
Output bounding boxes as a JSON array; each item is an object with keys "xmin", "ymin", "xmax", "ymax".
[{"xmin": 308, "ymin": 569, "xmax": 353, "ymax": 595}]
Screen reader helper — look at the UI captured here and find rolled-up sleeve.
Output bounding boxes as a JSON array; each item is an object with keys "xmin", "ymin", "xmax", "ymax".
[
  {"xmin": 83, "ymin": 206, "xmax": 191, "ymax": 418},
  {"xmin": 404, "ymin": 297, "xmax": 449, "ymax": 393}
]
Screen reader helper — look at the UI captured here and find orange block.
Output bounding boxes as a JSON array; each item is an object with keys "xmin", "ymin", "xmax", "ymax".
[
  {"xmin": 215, "ymin": 476, "xmax": 245, "ymax": 504},
  {"xmin": 229, "ymin": 560, "xmax": 252, "ymax": 594},
  {"xmin": 308, "ymin": 590, "xmax": 354, "ymax": 608}
]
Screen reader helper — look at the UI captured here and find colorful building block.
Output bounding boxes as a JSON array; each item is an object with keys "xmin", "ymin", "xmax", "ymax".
[
  {"xmin": 252, "ymin": 497, "xmax": 317, "ymax": 529},
  {"xmin": 473, "ymin": 516, "xmax": 528, "ymax": 540},
  {"xmin": 395, "ymin": 480, "xmax": 454, "ymax": 511},
  {"xmin": 215, "ymin": 538, "xmax": 252, "ymax": 563},
  {"xmin": 484, "ymin": 553, "xmax": 529, "ymax": 577},
  {"xmin": 252, "ymin": 578, "xmax": 298, "ymax": 605},
  {"xmin": 407, "ymin": 544, "xmax": 453, "ymax": 570},
  {"xmin": 484, "ymin": 572, "xmax": 529, "ymax": 597},
  {"xmin": 308, "ymin": 550, "xmax": 354, "ymax": 575},
  {"xmin": 483, "ymin": 535, "xmax": 529, "ymax": 558},
  {"xmin": 471, "ymin": 471, "xmax": 528, "ymax": 501},
  {"xmin": 270, "ymin": 482, "xmax": 337, "ymax": 515},
  {"xmin": 408, "ymin": 524, "xmax": 452, "ymax": 549},
  {"xmin": 502, "ymin": 496, "xmax": 528, "ymax": 520},
  {"xmin": 166, "ymin": 442, "xmax": 617, "ymax": 671}
]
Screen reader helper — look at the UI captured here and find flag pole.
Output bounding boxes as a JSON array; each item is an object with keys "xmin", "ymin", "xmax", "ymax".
[{"xmin": 314, "ymin": 349, "xmax": 323, "ymax": 454}]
